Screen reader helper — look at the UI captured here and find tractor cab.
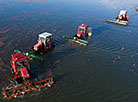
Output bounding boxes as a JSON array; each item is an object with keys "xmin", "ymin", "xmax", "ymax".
[
  {"xmin": 76, "ymin": 24, "xmax": 92, "ymax": 39},
  {"xmin": 11, "ymin": 52, "xmax": 30, "ymax": 80},
  {"xmin": 33, "ymin": 32, "xmax": 54, "ymax": 53},
  {"xmin": 38, "ymin": 32, "xmax": 52, "ymax": 46}
]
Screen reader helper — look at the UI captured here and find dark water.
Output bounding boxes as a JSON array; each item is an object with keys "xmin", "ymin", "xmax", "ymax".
[{"xmin": 0, "ymin": 0, "xmax": 138, "ymax": 102}]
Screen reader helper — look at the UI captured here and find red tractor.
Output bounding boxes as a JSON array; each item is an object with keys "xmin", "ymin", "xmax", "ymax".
[
  {"xmin": 11, "ymin": 52, "xmax": 30, "ymax": 84},
  {"xmin": 32, "ymin": 32, "xmax": 54, "ymax": 54},
  {"xmin": 74, "ymin": 24, "xmax": 92, "ymax": 39}
]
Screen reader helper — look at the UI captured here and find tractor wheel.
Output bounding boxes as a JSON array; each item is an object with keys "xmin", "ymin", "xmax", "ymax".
[
  {"xmin": 11, "ymin": 68, "xmax": 14, "ymax": 74},
  {"xmin": 74, "ymin": 37, "xmax": 77, "ymax": 40},
  {"xmin": 15, "ymin": 77, "xmax": 23, "ymax": 84},
  {"xmin": 40, "ymin": 50, "xmax": 45, "ymax": 55},
  {"xmin": 49, "ymin": 44, "xmax": 52, "ymax": 49},
  {"xmin": 30, "ymin": 47, "xmax": 35, "ymax": 53},
  {"xmin": 79, "ymin": 36, "xmax": 82, "ymax": 39}
]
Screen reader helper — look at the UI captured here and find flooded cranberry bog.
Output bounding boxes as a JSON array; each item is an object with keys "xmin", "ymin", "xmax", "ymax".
[{"xmin": 0, "ymin": 0, "xmax": 138, "ymax": 102}]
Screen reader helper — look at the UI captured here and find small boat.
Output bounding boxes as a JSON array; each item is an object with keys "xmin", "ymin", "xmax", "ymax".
[{"xmin": 107, "ymin": 19, "xmax": 128, "ymax": 26}]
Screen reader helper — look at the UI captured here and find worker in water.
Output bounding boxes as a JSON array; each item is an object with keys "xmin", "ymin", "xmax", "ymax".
[{"xmin": 116, "ymin": 10, "xmax": 129, "ymax": 21}]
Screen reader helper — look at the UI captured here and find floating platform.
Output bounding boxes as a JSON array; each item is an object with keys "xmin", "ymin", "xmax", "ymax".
[
  {"xmin": 107, "ymin": 19, "xmax": 128, "ymax": 26},
  {"xmin": 63, "ymin": 35, "xmax": 88, "ymax": 46}
]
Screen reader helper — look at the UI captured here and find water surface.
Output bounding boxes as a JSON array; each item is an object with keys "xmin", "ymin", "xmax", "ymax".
[{"xmin": 0, "ymin": 0, "xmax": 138, "ymax": 102}]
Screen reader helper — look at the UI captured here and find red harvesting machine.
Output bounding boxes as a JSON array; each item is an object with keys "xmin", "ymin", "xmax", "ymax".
[{"xmin": 3, "ymin": 52, "xmax": 54, "ymax": 99}]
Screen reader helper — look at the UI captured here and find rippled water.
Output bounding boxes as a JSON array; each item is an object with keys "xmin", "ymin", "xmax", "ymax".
[{"xmin": 0, "ymin": 0, "xmax": 138, "ymax": 102}]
